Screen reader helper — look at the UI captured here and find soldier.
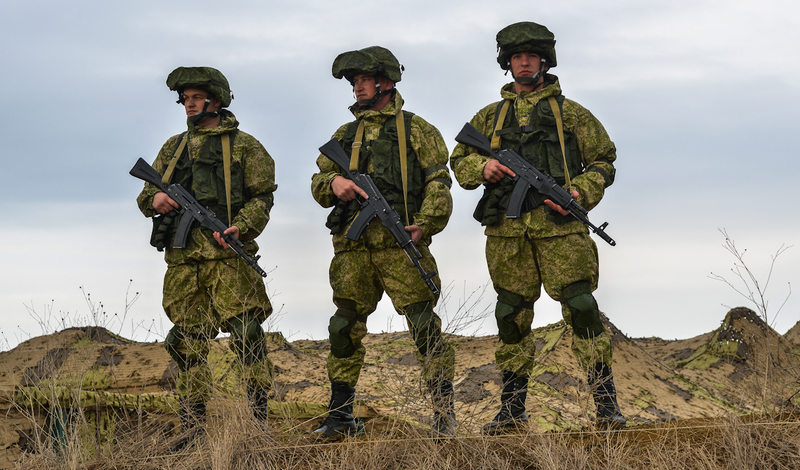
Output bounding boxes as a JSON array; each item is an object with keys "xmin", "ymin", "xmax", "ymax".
[
  {"xmin": 449, "ymin": 22, "xmax": 626, "ymax": 432},
  {"xmin": 136, "ymin": 67, "xmax": 277, "ymax": 448},
  {"xmin": 311, "ymin": 46, "xmax": 456, "ymax": 438}
]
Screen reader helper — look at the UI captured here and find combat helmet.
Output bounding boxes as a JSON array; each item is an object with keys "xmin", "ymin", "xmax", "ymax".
[
  {"xmin": 167, "ymin": 66, "xmax": 233, "ymax": 122},
  {"xmin": 332, "ymin": 46, "xmax": 403, "ymax": 84},
  {"xmin": 496, "ymin": 22, "xmax": 557, "ymax": 85},
  {"xmin": 332, "ymin": 46, "xmax": 403, "ymax": 109}
]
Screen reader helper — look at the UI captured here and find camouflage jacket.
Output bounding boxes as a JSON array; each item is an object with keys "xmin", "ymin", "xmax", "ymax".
[
  {"xmin": 449, "ymin": 77, "xmax": 616, "ymax": 239},
  {"xmin": 311, "ymin": 90, "xmax": 452, "ymax": 253},
  {"xmin": 137, "ymin": 110, "xmax": 277, "ymax": 266}
]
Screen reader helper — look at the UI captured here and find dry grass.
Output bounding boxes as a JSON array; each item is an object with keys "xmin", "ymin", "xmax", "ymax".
[{"xmin": 13, "ymin": 399, "xmax": 800, "ymax": 470}]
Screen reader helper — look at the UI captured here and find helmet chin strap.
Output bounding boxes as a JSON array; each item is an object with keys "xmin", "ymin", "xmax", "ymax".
[
  {"xmin": 188, "ymin": 98, "xmax": 220, "ymax": 123},
  {"xmin": 510, "ymin": 58, "xmax": 547, "ymax": 89},
  {"xmin": 354, "ymin": 80, "xmax": 392, "ymax": 110}
]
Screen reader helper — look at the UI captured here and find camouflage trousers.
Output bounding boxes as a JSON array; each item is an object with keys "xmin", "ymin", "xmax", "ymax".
[
  {"xmin": 486, "ymin": 232, "xmax": 612, "ymax": 377},
  {"xmin": 163, "ymin": 257, "xmax": 274, "ymax": 403},
  {"xmin": 326, "ymin": 246, "xmax": 455, "ymax": 387}
]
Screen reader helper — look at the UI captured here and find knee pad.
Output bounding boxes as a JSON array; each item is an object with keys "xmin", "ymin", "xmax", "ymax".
[
  {"xmin": 165, "ymin": 325, "xmax": 208, "ymax": 371},
  {"xmin": 164, "ymin": 326, "xmax": 186, "ymax": 369},
  {"xmin": 495, "ymin": 289, "xmax": 531, "ymax": 345},
  {"xmin": 405, "ymin": 301, "xmax": 443, "ymax": 356},
  {"xmin": 328, "ymin": 306, "xmax": 363, "ymax": 359},
  {"xmin": 228, "ymin": 313, "xmax": 268, "ymax": 366},
  {"xmin": 563, "ymin": 282, "xmax": 605, "ymax": 339}
]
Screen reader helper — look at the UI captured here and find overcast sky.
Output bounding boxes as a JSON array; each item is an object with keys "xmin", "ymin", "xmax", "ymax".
[{"xmin": 1, "ymin": 0, "xmax": 798, "ymax": 350}]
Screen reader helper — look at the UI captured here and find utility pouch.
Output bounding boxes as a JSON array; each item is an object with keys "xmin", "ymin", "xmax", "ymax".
[{"xmin": 149, "ymin": 210, "xmax": 178, "ymax": 252}]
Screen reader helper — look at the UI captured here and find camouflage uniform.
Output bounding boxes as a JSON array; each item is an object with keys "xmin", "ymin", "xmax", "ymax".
[
  {"xmin": 137, "ymin": 109, "xmax": 277, "ymax": 403},
  {"xmin": 311, "ymin": 90, "xmax": 455, "ymax": 386},
  {"xmin": 450, "ymin": 77, "xmax": 617, "ymax": 376}
]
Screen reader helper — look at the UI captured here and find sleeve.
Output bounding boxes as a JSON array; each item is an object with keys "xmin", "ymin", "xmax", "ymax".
[
  {"xmin": 448, "ymin": 104, "xmax": 498, "ymax": 190},
  {"xmin": 231, "ymin": 135, "xmax": 278, "ymax": 241},
  {"xmin": 409, "ymin": 115, "xmax": 452, "ymax": 238},
  {"xmin": 310, "ymin": 124, "xmax": 349, "ymax": 209},
  {"xmin": 562, "ymin": 99, "xmax": 617, "ymax": 212}
]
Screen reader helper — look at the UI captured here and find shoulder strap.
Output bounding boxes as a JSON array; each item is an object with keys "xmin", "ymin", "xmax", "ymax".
[
  {"xmin": 397, "ymin": 111, "xmax": 410, "ymax": 226},
  {"xmin": 162, "ymin": 132, "xmax": 188, "ymax": 184},
  {"xmin": 349, "ymin": 120, "xmax": 365, "ymax": 171},
  {"xmin": 222, "ymin": 133, "xmax": 233, "ymax": 225},
  {"xmin": 491, "ymin": 100, "xmax": 512, "ymax": 150},
  {"xmin": 547, "ymin": 96, "xmax": 571, "ymax": 189}
]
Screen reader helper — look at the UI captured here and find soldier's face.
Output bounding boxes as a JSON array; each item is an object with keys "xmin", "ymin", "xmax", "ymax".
[
  {"xmin": 181, "ymin": 87, "xmax": 221, "ymax": 117},
  {"xmin": 352, "ymin": 74, "xmax": 378, "ymax": 102},
  {"xmin": 352, "ymin": 74, "xmax": 393, "ymax": 102},
  {"xmin": 510, "ymin": 52, "xmax": 547, "ymax": 80}
]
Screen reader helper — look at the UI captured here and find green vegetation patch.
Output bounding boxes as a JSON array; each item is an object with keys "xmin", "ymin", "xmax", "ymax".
[
  {"xmin": 633, "ymin": 387, "xmax": 655, "ymax": 410},
  {"xmin": 532, "ymin": 403, "xmax": 582, "ymax": 432}
]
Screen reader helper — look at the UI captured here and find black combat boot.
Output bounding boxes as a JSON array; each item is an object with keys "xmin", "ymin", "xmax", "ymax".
[
  {"xmin": 249, "ymin": 386, "xmax": 270, "ymax": 427},
  {"xmin": 483, "ymin": 371, "xmax": 529, "ymax": 434},
  {"xmin": 312, "ymin": 381, "xmax": 358, "ymax": 439},
  {"xmin": 429, "ymin": 378, "xmax": 457, "ymax": 437},
  {"xmin": 588, "ymin": 362, "xmax": 626, "ymax": 428},
  {"xmin": 170, "ymin": 400, "xmax": 207, "ymax": 452}
]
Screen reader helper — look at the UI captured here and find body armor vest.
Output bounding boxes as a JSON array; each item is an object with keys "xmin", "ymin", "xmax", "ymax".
[
  {"xmin": 326, "ymin": 111, "xmax": 423, "ymax": 234},
  {"xmin": 473, "ymin": 94, "xmax": 582, "ymax": 226}
]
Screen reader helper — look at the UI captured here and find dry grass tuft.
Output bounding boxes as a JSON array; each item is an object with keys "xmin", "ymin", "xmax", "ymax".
[{"xmin": 14, "ymin": 404, "xmax": 800, "ymax": 470}]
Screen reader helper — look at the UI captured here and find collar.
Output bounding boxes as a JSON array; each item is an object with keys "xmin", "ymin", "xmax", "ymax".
[
  {"xmin": 500, "ymin": 74, "xmax": 562, "ymax": 102},
  {"xmin": 351, "ymin": 89, "xmax": 405, "ymax": 120},
  {"xmin": 188, "ymin": 109, "xmax": 239, "ymax": 135}
]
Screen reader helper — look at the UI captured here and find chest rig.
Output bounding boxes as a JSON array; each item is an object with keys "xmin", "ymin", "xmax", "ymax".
[
  {"xmin": 150, "ymin": 130, "xmax": 243, "ymax": 250},
  {"xmin": 326, "ymin": 111, "xmax": 423, "ymax": 234},
  {"xmin": 474, "ymin": 94, "xmax": 582, "ymax": 226}
]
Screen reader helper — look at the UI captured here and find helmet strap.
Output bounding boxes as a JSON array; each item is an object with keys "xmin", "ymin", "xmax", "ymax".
[
  {"xmin": 353, "ymin": 80, "xmax": 393, "ymax": 110},
  {"xmin": 512, "ymin": 58, "xmax": 547, "ymax": 90},
  {"xmin": 188, "ymin": 98, "xmax": 220, "ymax": 123}
]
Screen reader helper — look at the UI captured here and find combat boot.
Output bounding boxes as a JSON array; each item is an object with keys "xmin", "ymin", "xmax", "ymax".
[
  {"xmin": 170, "ymin": 400, "xmax": 206, "ymax": 452},
  {"xmin": 588, "ymin": 362, "xmax": 626, "ymax": 428},
  {"xmin": 429, "ymin": 378, "xmax": 456, "ymax": 437},
  {"xmin": 249, "ymin": 386, "xmax": 270, "ymax": 428},
  {"xmin": 482, "ymin": 371, "xmax": 528, "ymax": 434},
  {"xmin": 312, "ymin": 381, "xmax": 357, "ymax": 439}
]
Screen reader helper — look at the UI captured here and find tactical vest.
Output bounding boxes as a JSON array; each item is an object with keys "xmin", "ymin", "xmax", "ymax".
[
  {"xmin": 150, "ymin": 131, "xmax": 244, "ymax": 250},
  {"xmin": 473, "ymin": 95, "xmax": 582, "ymax": 226},
  {"xmin": 188, "ymin": 130, "xmax": 245, "ymax": 222},
  {"xmin": 326, "ymin": 111, "xmax": 423, "ymax": 235}
]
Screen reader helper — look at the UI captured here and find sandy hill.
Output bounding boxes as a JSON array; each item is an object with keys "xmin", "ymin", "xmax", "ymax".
[
  {"xmin": 785, "ymin": 320, "xmax": 800, "ymax": 347},
  {"xmin": 1, "ymin": 307, "xmax": 798, "ymax": 468}
]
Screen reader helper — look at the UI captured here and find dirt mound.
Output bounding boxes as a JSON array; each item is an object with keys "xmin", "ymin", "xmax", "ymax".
[
  {"xmin": 785, "ymin": 320, "xmax": 800, "ymax": 347},
  {"xmin": 1, "ymin": 308, "xmax": 799, "ymax": 468}
]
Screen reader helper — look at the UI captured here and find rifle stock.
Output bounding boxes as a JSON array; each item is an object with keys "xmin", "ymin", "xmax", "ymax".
[
  {"xmin": 129, "ymin": 158, "xmax": 166, "ymax": 190},
  {"xmin": 454, "ymin": 123, "xmax": 495, "ymax": 156}
]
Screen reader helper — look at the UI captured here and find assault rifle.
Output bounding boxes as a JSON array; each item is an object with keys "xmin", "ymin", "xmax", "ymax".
[
  {"xmin": 318, "ymin": 139, "xmax": 440, "ymax": 296},
  {"xmin": 455, "ymin": 123, "xmax": 616, "ymax": 246},
  {"xmin": 129, "ymin": 157, "xmax": 268, "ymax": 277}
]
